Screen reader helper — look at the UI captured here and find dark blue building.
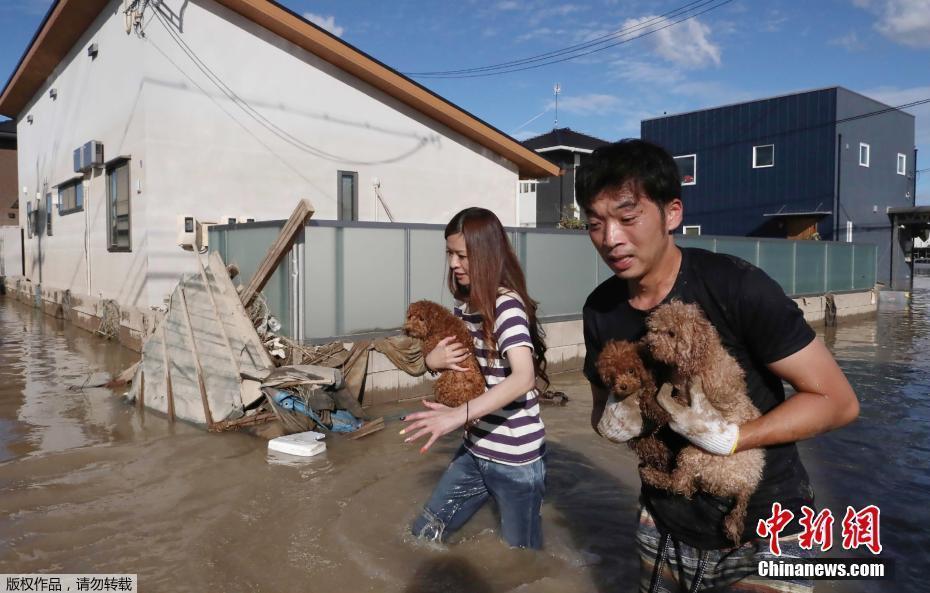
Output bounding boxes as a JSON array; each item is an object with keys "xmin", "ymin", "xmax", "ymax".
[{"xmin": 641, "ymin": 87, "xmax": 916, "ymax": 287}]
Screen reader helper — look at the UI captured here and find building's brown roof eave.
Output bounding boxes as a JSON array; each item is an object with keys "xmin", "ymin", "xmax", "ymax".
[
  {"xmin": 0, "ymin": 0, "xmax": 111, "ymax": 119},
  {"xmin": 0, "ymin": 0, "xmax": 560, "ymax": 179}
]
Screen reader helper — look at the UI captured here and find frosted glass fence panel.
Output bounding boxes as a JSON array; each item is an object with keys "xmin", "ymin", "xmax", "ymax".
[
  {"xmin": 853, "ymin": 244, "xmax": 877, "ymax": 290},
  {"xmin": 341, "ymin": 227, "xmax": 407, "ymax": 335},
  {"xmin": 409, "ymin": 229, "xmax": 456, "ymax": 311},
  {"xmin": 212, "ymin": 222, "xmax": 878, "ymax": 342},
  {"xmin": 210, "ymin": 223, "xmax": 290, "ymax": 333},
  {"xmin": 715, "ymin": 238, "xmax": 759, "ymax": 266},
  {"xmin": 522, "ymin": 231, "xmax": 601, "ymax": 318},
  {"xmin": 828, "ymin": 243, "xmax": 855, "ymax": 292},
  {"xmin": 757, "ymin": 240, "xmax": 796, "ymax": 294},
  {"xmin": 794, "ymin": 242, "xmax": 827, "ymax": 295}
]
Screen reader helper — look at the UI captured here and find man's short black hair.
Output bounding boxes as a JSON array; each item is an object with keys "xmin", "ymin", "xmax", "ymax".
[{"xmin": 575, "ymin": 139, "xmax": 681, "ymax": 213}]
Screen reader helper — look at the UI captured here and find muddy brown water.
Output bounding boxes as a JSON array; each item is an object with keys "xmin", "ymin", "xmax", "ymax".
[{"xmin": 2, "ymin": 270, "xmax": 929, "ymax": 593}]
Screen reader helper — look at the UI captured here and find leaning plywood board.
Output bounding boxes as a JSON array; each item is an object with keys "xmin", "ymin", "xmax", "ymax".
[{"xmin": 128, "ymin": 252, "xmax": 275, "ymax": 427}]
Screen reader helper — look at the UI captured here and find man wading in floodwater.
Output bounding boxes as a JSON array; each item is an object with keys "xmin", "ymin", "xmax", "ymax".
[{"xmin": 577, "ymin": 140, "xmax": 860, "ymax": 592}]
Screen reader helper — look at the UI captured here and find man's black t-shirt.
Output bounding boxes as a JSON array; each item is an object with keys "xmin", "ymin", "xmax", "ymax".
[{"xmin": 582, "ymin": 247, "xmax": 816, "ymax": 550}]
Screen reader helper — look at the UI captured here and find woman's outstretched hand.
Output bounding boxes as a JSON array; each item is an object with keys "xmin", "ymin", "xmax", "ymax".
[
  {"xmin": 425, "ymin": 336, "xmax": 470, "ymax": 372},
  {"xmin": 400, "ymin": 400, "xmax": 468, "ymax": 453}
]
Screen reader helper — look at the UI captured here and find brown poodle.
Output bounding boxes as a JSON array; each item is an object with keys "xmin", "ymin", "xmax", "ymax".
[
  {"xmin": 644, "ymin": 300, "xmax": 765, "ymax": 545},
  {"xmin": 596, "ymin": 340, "xmax": 674, "ymax": 473},
  {"xmin": 404, "ymin": 300, "xmax": 486, "ymax": 408}
]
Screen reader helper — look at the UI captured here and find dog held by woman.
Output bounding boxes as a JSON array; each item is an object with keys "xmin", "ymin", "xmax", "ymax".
[
  {"xmin": 596, "ymin": 340, "xmax": 674, "ymax": 474},
  {"xmin": 404, "ymin": 300, "xmax": 486, "ymax": 407},
  {"xmin": 644, "ymin": 300, "xmax": 765, "ymax": 545}
]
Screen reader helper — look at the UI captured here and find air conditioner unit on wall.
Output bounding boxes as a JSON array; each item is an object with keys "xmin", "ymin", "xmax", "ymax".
[
  {"xmin": 74, "ymin": 141, "xmax": 104, "ymax": 172},
  {"xmin": 177, "ymin": 216, "xmax": 218, "ymax": 251}
]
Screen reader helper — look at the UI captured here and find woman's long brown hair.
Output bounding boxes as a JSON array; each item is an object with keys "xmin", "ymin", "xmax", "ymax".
[{"xmin": 445, "ymin": 207, "xmax": 549, "ymax": 388}]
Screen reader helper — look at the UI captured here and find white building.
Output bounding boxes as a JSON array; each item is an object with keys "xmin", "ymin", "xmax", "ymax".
[{"xmin": 0, "ymin": 0, "xmax": 558, "ymax": 310}]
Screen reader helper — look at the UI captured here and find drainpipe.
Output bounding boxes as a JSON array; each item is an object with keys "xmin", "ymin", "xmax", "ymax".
[
  {"xmin": 85, "ymin": 175, "xmax": 92, "ymax": 295},
  {"xmin": 834, "ymin": 133, "xmax": 842, "ymax": 242},
  {"xmin": 914, "ymin": 147, "xmax": 919, "ymax": 207}
]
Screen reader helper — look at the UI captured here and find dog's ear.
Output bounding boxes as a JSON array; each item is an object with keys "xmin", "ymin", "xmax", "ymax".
[{"xmin": 674, "ymin": 304, "xmax": 706, "ymax": 372}]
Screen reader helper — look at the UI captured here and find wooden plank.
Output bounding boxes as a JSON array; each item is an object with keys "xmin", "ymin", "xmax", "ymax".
[
  {"xmin": 211, "ymin": 411, "xmax": 278, "ymax": 432},
  {"xmin": 207, "ymin": 250, "xmax": 274, "ymax": 369},
  {"xmin": 348, "ymin": 417, "xmax": 385, "ymax": 440},
  {"xmin": 240, "ymin": 199, "xmax": 315, "ymax": 307},
  {"xmin": 137, "ymin": 368, "xmax": 145, "ymax": 411},
  {"xmin": 161, "ymin": 322, "xmax": 175, "ymax": 422},
  {"xmin": 179, "ymin": 286, "xmax": 216, "ymax": 428}
]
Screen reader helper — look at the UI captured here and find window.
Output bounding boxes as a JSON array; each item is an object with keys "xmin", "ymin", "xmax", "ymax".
[
  {"xmin": 682, "ymin": 225, "xmax": 701, "ymax": 236},
  {"xmin": 753, "ymin": 144, "xmax": 774, "ymax": 168},
  {"xmin": 674, "ymin": 154, "xmax": 696, "ymax": 185},
  {"xmin": 859, "ymin": 143, "xmax": 870, "ymax": 167},
  {"xmin": 58, "ymin": 179, "xmax": 83, "ymax": 215},
  {"xmin": 897, "ymin": 153, "xmax": 906, "ymax": 176},
  {"xmin": 106, "ymin": 159, "xmax": 131, "ymax": 251},
  {"xmin": 7, "ymin": 213, "xmax": 14, "ymax": 220},
  {"xmin": 337, "ymin": 170, "xmax": 358, "ymax": 221},
  {"xmin": 45, "ymin": 192, "xmax": 52, "ymax": 236},
  {"xmin": 518, "ymin": 181, "xmax": 537, "ymax": 194}
]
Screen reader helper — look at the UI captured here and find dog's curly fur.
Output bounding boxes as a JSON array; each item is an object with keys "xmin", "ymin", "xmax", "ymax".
[
  {"xmin": 643, "ymin": 300, "xmax": 765, "ymax": 545},
  {"xmin": 596, "ymin": 340, "xmax": 674, "ymax": 472},
  {"xmin": 404, "ymin": 300, "xmax": 486, "ymax": 408}
]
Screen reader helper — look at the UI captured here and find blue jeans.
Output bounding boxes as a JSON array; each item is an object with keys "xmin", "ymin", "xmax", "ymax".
[{"xmin": 411, "ymin": 447, "xmax": 546, "ymax": 549}]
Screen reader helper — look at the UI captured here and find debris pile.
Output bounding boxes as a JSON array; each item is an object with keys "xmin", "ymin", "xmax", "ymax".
[{"xmin": 122, "ymin": 199, "xmax": 386, "ymax": 440}]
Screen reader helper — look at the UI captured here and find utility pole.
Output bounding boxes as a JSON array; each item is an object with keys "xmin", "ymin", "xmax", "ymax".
[{"xmin": 553, "ymin": 83, "xmax": 561, "ymax": 129}]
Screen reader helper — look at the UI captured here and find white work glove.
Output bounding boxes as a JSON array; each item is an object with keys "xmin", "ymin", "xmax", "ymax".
[
  {"xmin": 656, "ymin": 380, "xmax": 740, "ymax": 456},
  {"xmin": 597, "ymin": 393, "xmax": 644, "ymax": 443}
]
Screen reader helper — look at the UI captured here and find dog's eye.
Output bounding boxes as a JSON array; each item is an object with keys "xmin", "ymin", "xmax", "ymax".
[
  {"xmin": 626, "ymin": 368, "xmax": 634, "ymax": 375},
  {"xmin": 668, "ymin": 330, "xmax": 676, "ymax": 338}
]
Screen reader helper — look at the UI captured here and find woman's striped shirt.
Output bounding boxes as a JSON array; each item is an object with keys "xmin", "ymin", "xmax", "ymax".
[{"xmin": 454, "ymin": 290, "xmax": 545, "ymax": 466}]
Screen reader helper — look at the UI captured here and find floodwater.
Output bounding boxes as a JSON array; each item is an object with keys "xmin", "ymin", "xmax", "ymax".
[{"xmin": 1, "ymin": 269, "xmax": 928, "ymax": 593}]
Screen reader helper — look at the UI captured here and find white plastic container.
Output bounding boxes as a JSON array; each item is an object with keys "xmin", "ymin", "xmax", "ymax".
[{"xmin": 267, "ymin": 431, "xmax": 327, "ymax": 457}]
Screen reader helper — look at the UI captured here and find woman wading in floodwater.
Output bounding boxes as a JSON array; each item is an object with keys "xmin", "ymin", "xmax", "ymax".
[{"xmin": 401, "ymin": 207, "xmax": 549, "ymax": 548}]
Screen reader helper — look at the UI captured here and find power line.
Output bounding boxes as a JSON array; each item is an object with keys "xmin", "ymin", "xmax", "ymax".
[
  {"xmin": 406, "ymin": 0, "xmax": 735, "ymax": 79},
  {"xmin": 405, "ymin": 0, "xmax": 713, "ymax": 77},
  {"xmin": 150, "ymin": 8, "xmax": 430, "ymax": 166}
]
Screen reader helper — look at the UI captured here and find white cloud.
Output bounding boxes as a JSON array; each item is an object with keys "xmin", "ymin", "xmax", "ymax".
[
  {"xmin": 610, "ymin": 59, "xmax": 684, "ymax": 84},
  {"xmin": 303, "ymin": 12, "xmax": 345, "ymax": 37},
  {"xmin": 494, "ymin": 0, "xmax": 521, "ymax": 10},
  {"xmin": 621, "ymin": 15, "xmax": 721, "ymax": 68},
  {"xmin": 761, "ymin": 9, "xmax": 788, "ymax": 32},
  {"xmin": 830, "ymin": 31, "xmax": 866, "ymax": 51},
  {"xmin": 853, "ymin": 0, "xmax": 930, "ymax": 47}
]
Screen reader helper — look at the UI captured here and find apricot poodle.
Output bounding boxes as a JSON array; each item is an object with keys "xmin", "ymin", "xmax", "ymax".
[
  {"xmin": 644, "ymin": 300, "xmax": 765, "ymax": 545},
  {"xmin": 404, "ymin": 300, "xmax": 486, "ymax": 408},
  {"xmin": 596, "ymin": 340, "xmax": 674, "ymax": 473}
]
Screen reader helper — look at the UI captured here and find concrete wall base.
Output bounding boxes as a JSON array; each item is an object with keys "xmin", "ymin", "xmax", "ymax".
[
  {"xmin": 1, "ymin": 276, "xmax": 878, "ymax": 407},
  {"xmin": 0, "ymin": 276, "xmax": 161, "ymax": 352}
]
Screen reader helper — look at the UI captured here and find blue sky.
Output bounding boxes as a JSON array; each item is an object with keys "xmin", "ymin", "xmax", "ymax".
[{"xmin": 2, "ymin": 0, "xmax": 928, "ymax": 201}]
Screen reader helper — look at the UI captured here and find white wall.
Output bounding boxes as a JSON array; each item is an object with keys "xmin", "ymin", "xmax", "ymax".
[
  {"xmin": 16, "ymin": 0, "xmax": 148, "ymax": 306},
  {"xmin": 140, "ymin": 0, "xmax": 520, "ymax": 304},
  {"xmin": 0, "ymin": 225, "xmax": 21, "ymax": 277},
  {"xmin": 14, "ymin": 0, "xmax": 524, "ymax": 308}
]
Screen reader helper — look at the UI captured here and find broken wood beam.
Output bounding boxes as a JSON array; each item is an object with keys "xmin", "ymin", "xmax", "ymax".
[
  {"xmin": 179, "ymin": 286, "xmax": 216, "ymax": 429},
  {"xmin": 240, "ymin": 199, "xmax": 315, "ymax": 308},
  {"xmin": 161, "ymin": 321, "xmax": 175, "ymax": 423}
]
